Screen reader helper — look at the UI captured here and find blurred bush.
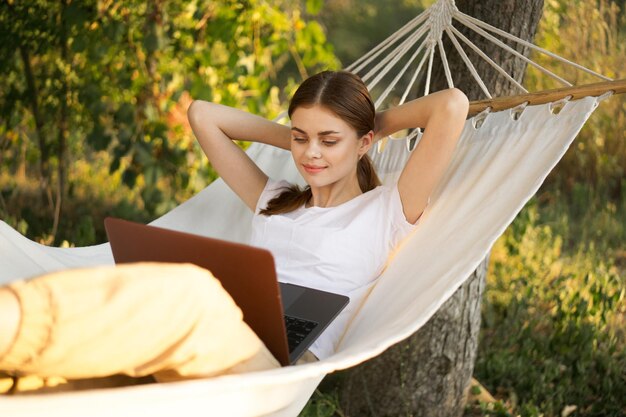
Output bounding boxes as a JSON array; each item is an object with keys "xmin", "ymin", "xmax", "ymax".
[
  {"xmin": 0, "ymin": 0, "xmax": 339, "ymax": 245},
  {"xmin": 527, "ymin": 0, "xmax": 626, "ymax": 199}
]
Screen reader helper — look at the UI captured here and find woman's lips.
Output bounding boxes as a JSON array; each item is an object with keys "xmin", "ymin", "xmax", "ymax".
[{"xmin": 303, "ymin": 164, "xmax": 326, "ymax": 174}]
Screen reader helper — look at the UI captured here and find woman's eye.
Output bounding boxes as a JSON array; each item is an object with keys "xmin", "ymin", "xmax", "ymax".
[
  {"xmin": 293, "ymin": 137, "xmax": 307, "ymax": 143},
  {"xmin": 323, "ymin": 141, "xmax": 337, "ymax": 146}
]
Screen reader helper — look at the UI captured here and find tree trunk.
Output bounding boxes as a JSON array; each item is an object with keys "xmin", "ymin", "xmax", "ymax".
[
  {"xmin": 338, "ymin": 1, "xmax": 543, "ymax": 416},
  {"xmin": 19, "ymin": 45, "xmax": 53, "ymax": 212},
  {"xmin": 52, "ymin": 0, "xmax": 70, "ymax": 243}
]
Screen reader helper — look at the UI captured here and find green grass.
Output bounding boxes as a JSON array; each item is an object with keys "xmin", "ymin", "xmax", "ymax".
[
  {"xmin": 299, "ymin": 387, "xmax": 346, "ymax": 417},
  {"xmin": 472, "ymin": 183, "xmax": 626, "ymax": 417}
]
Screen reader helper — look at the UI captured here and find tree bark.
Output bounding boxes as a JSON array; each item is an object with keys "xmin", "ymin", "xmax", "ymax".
[{"xmin": 338, "ymin": 1, "xmax": 543, "ymax": 416}]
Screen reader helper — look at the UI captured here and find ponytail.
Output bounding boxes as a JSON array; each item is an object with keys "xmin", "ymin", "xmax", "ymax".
[
  {"xmin": 259, "ymin": 185, "xmax": 312, "ymax": 216},
  {"xmin": 357, "ymin": 153, "xmax": 381, "ymax": 192}
]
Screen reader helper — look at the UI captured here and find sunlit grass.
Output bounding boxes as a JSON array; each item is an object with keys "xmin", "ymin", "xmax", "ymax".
[{"xmin": 473, "ymin": 183, "xmax": 626, "ymax": 417}]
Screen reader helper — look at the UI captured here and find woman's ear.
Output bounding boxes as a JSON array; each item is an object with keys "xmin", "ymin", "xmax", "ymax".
[{"xmin": 359, "ymin": 130, "xmax": 374, "ymax": 157}]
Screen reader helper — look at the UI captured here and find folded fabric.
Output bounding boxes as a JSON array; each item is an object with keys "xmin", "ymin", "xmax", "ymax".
[{"xmin": 0, "ymin": 263, "xmax": 279, "ymax": 394}]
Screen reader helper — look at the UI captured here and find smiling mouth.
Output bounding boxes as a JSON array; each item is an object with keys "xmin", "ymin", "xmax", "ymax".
[{"xmin": 303, "ymin": 164, "xmax": 327, "ymax": 173}]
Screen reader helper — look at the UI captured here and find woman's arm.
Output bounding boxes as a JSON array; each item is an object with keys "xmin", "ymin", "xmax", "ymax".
[
  {"xmin": 187, "ymin": 101, "xmax": 292, "ymax": 211},
  {"xmin": 375, "ymin": 88, "xmax": 469, "ymax": 224}
]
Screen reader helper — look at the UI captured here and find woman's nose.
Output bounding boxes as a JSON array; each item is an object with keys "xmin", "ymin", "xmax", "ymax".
[{"xmin": 305, "ymin": 142, "xmax": 322, "ymax": 158}]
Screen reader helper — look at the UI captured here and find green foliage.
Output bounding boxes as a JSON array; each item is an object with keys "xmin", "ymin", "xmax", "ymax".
[
  {"xmin": 317, "ymin": 0, "xmax": 427, "ymax": 66},
  {"xmin": 527, "ymin": 0, "xmax": 626, "ymax": 198},
  {"xmin": 299, "ymin": 388, "xmax": 345, "ymax": 417},
  {"xmin": 0, "ymin": 0, "xmax": 339, "ymax": 245},
  {"xmin": 475, "ymin": 186, "xmax": 626, "ymax": 417},
  {"xmin": 466, "ymin": 399, "xmax": 515, "ymax": 417},
  {"xmin": 468, "ymin": 1, "xmax": 626, "ymax": 413}
]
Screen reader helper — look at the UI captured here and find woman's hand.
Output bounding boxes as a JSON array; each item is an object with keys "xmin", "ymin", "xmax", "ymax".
[
  {"xmin": 374, "ymin": 88, "xmax": 467, "ymax": 138},
  {"xmin": 373, "ymin": 111, "xmax": 388, "ymax": 143}
]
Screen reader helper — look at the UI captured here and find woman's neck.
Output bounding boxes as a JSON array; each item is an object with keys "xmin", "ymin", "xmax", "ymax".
[{"xmin": 306, "ymin": 176, "xmax": 363, "ymax": 208}]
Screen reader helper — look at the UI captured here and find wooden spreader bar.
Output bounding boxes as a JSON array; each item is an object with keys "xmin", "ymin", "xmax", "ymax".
[{"xmin": 467, "ymin": 79, "xmax": 626, "ymax": 117}]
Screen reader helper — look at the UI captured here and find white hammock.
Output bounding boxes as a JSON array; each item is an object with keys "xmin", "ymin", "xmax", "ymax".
[{"xmin": 0, "ymin": 0, "xmax": 620, "ymax": 415}]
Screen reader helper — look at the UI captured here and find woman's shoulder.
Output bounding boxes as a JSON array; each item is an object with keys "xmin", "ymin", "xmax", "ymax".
[
  {"xmin": 362, "ymin": 182, "xmax": 421, "ymax": 228},
  {"xmin": 361, "ymin": 182, "xmax": 396, "ymax": 201}
]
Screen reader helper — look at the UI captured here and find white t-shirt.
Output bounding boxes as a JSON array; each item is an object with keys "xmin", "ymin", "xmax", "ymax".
[{"xmin": 249, "ymin": 177, "xmax": 420, "ymax": 359}]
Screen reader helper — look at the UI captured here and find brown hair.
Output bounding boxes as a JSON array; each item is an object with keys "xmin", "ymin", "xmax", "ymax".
[{"xmin": 260, "ymin": 70, "xmax": 381, "ymax": 216}]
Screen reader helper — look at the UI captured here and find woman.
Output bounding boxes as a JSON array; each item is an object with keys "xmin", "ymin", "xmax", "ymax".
[
  {"xmin": 187, "ymin": 70, "xmax": 469, "ymax": 360},
  {"xmin": 0, "ymin": 70, "xmax": 468, "ymax": 392}
]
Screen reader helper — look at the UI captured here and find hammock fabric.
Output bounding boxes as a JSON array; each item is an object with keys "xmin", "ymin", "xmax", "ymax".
[{"xmin": 0, "ymin": 95, "xmax": 601, "ymax": 416}]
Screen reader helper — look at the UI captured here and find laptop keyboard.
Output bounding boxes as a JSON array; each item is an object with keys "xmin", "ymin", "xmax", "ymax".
[{"xmin": 284, "ymin": 315, "xmax": 318, "ymax": 352}]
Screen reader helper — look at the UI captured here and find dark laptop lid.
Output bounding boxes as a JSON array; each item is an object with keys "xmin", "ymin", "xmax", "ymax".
[{"xmin": 104, "ymin": 217, "xmax": 291, "ymax": 366}]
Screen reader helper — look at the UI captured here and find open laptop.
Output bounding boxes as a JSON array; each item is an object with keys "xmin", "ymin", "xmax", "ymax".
[{"xmin": 104, "ymin": 217, "xmax": 349, "ymax": 366}]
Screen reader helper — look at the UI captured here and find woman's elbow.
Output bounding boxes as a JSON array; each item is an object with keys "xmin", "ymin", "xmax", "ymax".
[
  {"xmin": 446, "ymin": 88, "xmax": 470, "ymax": 117},
  {"xmin": 188, "ymin": 99, "xmax": 224, "ymax": 126},
  {"xmin": 187, "ymin": 99, "xmax": 209, "ymax": 126}
]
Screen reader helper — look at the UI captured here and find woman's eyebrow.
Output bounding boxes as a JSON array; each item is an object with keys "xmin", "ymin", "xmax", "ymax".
[
  {"xmin": 290, "ymin": 127, "xmax": 341, "ymax": 137},
  {"xmin": 291, "ymin": 127, "xmax": 307, "ymax": 135}
]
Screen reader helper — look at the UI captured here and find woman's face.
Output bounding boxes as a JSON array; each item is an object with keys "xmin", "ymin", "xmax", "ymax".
[{"xmin": 290, "ymin": 105, "xmax": 369, "ymax": 188}]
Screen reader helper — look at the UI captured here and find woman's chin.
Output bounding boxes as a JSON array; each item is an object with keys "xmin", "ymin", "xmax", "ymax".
[
  {"xmin": 299, "ymin": 169, "xmax": 322, "ymax": 179},
  {"xmin": 303, "ymin": 176, "xmax": 329, "ymax": 188}
]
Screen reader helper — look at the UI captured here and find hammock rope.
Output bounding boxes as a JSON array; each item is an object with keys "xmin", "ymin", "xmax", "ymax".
[
  {"xmin": 364, "ymin": 24, "xmax": 431, "ymax": 89},
  {"xmin": 444, "ymin": 26, "xmax": 492, "ymax": 97},
  {"xmin": 453, "ymin": 13, "xmax": 574, "ymax": 87},
  {"xmin": 447, "ymin": 24, "xmax": 526, "ymax": 94},
  {"xmin": 347, "ymin": 0, "xmax": 624, "ymax": 149},
  {"xmin": 456, "ymin": 12, "xmax": 612, "ymax": 82},
  {"xmin": 373, "ymin": 36, "xmax": 429, "ymax": 109},
  {"xmin": 348, "ymin": 10, "xmax": 431, "ymax": 74}
]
